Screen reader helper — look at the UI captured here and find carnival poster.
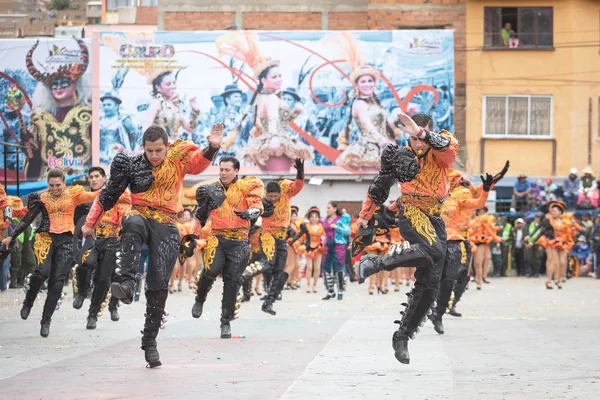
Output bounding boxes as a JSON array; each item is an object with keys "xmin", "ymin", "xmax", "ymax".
[
  {"xmin": 0, "ymin": 38, "xmax": 92, "ymax": 182},
  {"xmin": 94, "ymin": 30, "xmax": 454, "ymax": 175}
]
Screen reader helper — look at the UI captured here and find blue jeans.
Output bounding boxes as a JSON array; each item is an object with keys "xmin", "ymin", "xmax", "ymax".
[
  {"xmin": 565, "ymin": 193, "xmax": 577, "ymax": 209},
  {"xmin": 0, "ymin": 255, "xmax": 11, "ymax": 291}
]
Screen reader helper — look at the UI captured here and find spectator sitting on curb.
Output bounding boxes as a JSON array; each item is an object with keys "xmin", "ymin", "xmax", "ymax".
[
  {"xmin": 543, "ymin": 178, "xmax": 558, "ymax": 202},
  {"xmin": 577, "ymin": 166, "xmax": 598, "ymax": 209}
]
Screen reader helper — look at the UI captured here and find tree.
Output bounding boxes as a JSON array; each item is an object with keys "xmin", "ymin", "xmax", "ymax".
[{"xmin": 48, "ymin": 0, "xmax": 70, "ymax": 11}]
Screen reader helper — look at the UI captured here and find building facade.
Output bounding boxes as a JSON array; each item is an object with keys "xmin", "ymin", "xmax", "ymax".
[{"xmin": 466, "ymin": 0, "xmax": 600, "ymax": 177}]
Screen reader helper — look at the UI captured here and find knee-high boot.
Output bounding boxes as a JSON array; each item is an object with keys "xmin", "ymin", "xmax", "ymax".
[
  {"xmin": 73, "ymin": 265, "xmax": 92, "ymax": 309},
  {"xmin": 21, "ymin": 273, "xmax": 44, "ymax": 320},
  {"xmin": 358, "ymin": 242, "xmax": 433, "ymax": 284},
  {"xmin": 108, "ymin": 296, "xmax": 120, "ymax": 321},
  {"xmin": 40, "ymin": 281, "xmax": 65, "ymax": 337},
  {"xmin": 112, "ymin": 233, "xmax": 142, "ymax": 304},
  {"xmin": 262, "ymin": 271, "xmax": 288, "ymax": 316},
  {"xmin": 141, "ymin": 289, "xmax": 168, "ymax": 368},
  {"xmin": 241, "ymin": 261, "xmax": 263, "ymax": 302},
  {"xmin": 322, "ymin": 271, "xmax": 336, "ymax": 300},
  {"xmin": 191, "ymin": 271, "xmax": 215, "ymax": 318},
  {"xmin": 220, "ymin": 281, "xmax": 241, "ymax": 339},
  {"xmin": 392, "ymin": 287, "xmax": 437, "ymax": 364},
  {"xmin": 430, "ymin": 279, "xmax": 454, "ymax": 334},
  {"xmin": 86, "ymin": 279, "xmax": 110, "ymax": 330}
]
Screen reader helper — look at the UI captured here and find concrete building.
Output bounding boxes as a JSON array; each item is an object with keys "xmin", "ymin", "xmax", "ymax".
[{"xmin": 466, "ymin": 0, "xmax": 600, "ymax": 177}]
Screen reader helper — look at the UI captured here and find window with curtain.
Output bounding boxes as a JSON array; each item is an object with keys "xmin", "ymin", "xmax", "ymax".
[{"xmin": 484, "ymin": 95, "xmax": 552, "ymax": 137}]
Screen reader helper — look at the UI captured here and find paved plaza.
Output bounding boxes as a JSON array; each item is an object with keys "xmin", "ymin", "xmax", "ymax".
[{"xmin": 1, "ymin": 277, "xmax": 599, "ymax": 399}]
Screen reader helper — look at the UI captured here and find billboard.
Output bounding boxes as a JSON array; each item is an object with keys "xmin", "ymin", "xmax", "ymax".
[
  {"xmin": 94, "ymin": 30, "xmax": 454, "ymax": 175},
  {"xmin": 0, "ymin": 38, "xmax": 92, "ymax": 182}
]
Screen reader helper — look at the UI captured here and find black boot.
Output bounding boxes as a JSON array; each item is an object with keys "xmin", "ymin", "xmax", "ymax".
[
  {"xmin": 142, "ymin": 290, "xmax": 168, "ymax": 368},
  {"xmin": 191, "ymin": 273, "xmax": 215, "ymax": 318},
  {"xmin": 336, "ymin": 271, "xmax": 345, "ymax": 300},
  {"xmin": 220, "ymin": 281, "xmax": 240, "ymax": 338},
  {"xmin": 322, "ymin": 271, "xmax": 335, "ymax": 300},
  {"xmin": 431, "ymin": 278, "xmax": 454, "ymax": 334},
  {"xmin": 40, "ymin": 281, "xmax": 64, "ymax": 338},
  {"xmin": 448, "ymin": 306, "xmax": 462, "ymax": 317},
  {"xmin": 9, "ymin": 274, "xmax": 21, "ymax": 289},
  {"xmin": 108, "ymin": 296, "xmax": 120, "ymax": 321},
  {"xmin": 21, "ymin": 274, "xmax": 44, "ymax": 320},
  {"xmin": 87, "ymin": 279, "xmax": 110, "ymax": 330},
  {"xmin": 262, "ymin": 272, "xmax": 288, "ymax": 316},
  {"xmin": 73, "ymin": 265, "xmax": 92, "ymax": 309},
  {"xmin": 392, "ymin": 287, "xmax": 438, "ymax": 364},
  {"xmin": 358, "ymin": 243, "xmax": 433, "ymax": 284},
  {"xmin": 112, "ymin": 233, "xmax": 142, "ymax": 304},
  {"xmin": 432, "ymin": 316, "xmax": 444, "ymax": 334},
  {"xmin": 241, "ymin": 261, "xmax": 263, "ymax": 302}
]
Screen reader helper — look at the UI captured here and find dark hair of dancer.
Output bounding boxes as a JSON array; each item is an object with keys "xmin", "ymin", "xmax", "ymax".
[
  {"xmin": 329, "ymin": 201, "xmax": 343, "ymax": 216},
  {"xmin": 266, "ymin": 181, "xmax": 281, "ymax": 193},
  {"xmin": 88, "ymin": 167, "xmax": 106, "ymax": 177},
  {"xmin": 243, "ymin": 65, "xmax": 278, "ymax": 126},
  {"xmin": 47, "ymin": 168, "xmax": 65, "ymax": 182},
  {"xmin": 142, "ymin": 126, "xmax": 169, "ymax": 145},
  {"xmin": 151, "ymin": 71, "xmax": 173, "ymax": 97},
  {"xmin": 219, "ymin": 156, "xmax": 240, "ymax": 170},
  {"xmin": 411, "ymin": 113, "xmax": 434, "ymax": 130}
]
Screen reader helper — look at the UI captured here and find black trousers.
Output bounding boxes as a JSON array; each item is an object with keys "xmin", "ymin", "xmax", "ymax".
[
  {"xmin": 201, "ymin": 236, "xmax": 250, "ymax": 323},
  {"xmin": 86, "ymin": 237, "xmax": 119, "ymax": 317},
  {"xmin": 260, "ymin": 236, "xmax": 288, "ymax": 302},
  {"xmin": 119, "ymin": 215, "xmax": 180, "ymax": 291},
  {"xmin": 514, "ymin": 247, "xmax": 526, "ymax": 276},
  {"xmin": 434, "ymin": 240, "xmax": 462, "ymax": 319},
  {"xmin": 453, "ymin": 241, "xmax": 472, "ymax": 307},
  {"xmin": 24, "ymin": 232, "xmax": 74, "ymax": 323}
]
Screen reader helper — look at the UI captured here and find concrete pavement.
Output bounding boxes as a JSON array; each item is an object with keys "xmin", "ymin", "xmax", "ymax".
[{"xmin": 1, "ymin": 277, "xmax": 599, "ymax": 399}]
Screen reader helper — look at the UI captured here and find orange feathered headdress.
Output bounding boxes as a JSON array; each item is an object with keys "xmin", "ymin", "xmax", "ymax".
[
  {"xmin": 322, "ymin": 32, "xmax": 380, "ymax": 84},
  {"xmin": 215, "ymin": 32, "xmax": 280, "ymax": 80}
]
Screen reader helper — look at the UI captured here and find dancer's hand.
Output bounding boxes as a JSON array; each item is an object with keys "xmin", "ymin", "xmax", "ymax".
[
  {"xmin": 294, "ymin": 158, "xmax": 304, "ymax": 180},
  {"xmin": 356, "ymin": 217, "xmax": 369, "ymax": 229},
  {"xmin": 81, "ymin": 225, "xmax": 96, "ymax": 239},
  {"xmin": 397, "ymin": 110, "xmax": 423, "ymax": 138},
  {"xmin": 480, "ymin": 173, "xmax": 494, "ymax": 192},
  {"xmin": 235, "ymin": 208, "xmax": 261, "ymax": 221},
  {"xmin": 459, "ymin": 176, "xmax": 471, "ymax": 188},
  {"xmin": 208, "ymin": 123, "xmax": 224, "ymax": 149},
  {"xmin": 492, "ymin": 161, "xmax": 510, "ymax": 184}
]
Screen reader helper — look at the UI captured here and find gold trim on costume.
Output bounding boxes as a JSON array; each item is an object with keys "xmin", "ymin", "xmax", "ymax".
[
  {"xmin": 96, "ymin": 224, "xmax": 119, "ymax": 238},
  {"xmin": 81, "ymin": 248, "xmax": 92, "ymax": 265},
  {"xmin": 33, "ymin": 232, "xmax": 52, "ymax": 265},
  {"xmin": 204, "ymin": 236, "xmax": 218, "ymax": 270},
  {"xmin": 401, "ymin": 194, "xmax": 444, "ymax": 216},
  {"xmin": 460, "ymin": 241, "xmax": 467, "ymax": 264},
  {"xmin": 212, "ymin": 228, "xmax": 249, "ymax": 241},
  {"xmin": 403, "ymin": 206, "xmax": 437, "ymax": 246},
  {"xmin": 130, "ymin": 205, "xmax": 177, "ymax": 225},
  {"xmin": 261, "ymin": 232, "xmax": 276, "ymax": 261}
]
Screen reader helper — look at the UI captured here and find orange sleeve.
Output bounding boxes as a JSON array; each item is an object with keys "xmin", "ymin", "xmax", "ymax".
[
  {"xmin": 70, "ymin": 185, "xmax": 98, "ymax": 206},
  {"xmin": 246, "ymin": 177, "xmax": 265, "ymax": 211},
  {"xmin": 281, "ymin": 179, "xmax": 304, "ymax": 198},
  {"xmin": 461, "ymin": 185, "xmax": 489, "ymax": 210},
  {"xmin": 431, "ymin": 130, "xmax": 458, "ymax": 168},
  {"xmin": 171, "ymin": 140, "xmax": 218, "ymax": 176},
  {"xmin": 116, "ymin": 190, "xmax": 132, "ymax": 221}
]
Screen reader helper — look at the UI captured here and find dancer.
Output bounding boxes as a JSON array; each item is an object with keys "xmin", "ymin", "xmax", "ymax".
[
  {"xmin": 216, "ymin": 32, "xmax": 313, "ymax": 173},
  {"xmin": 2, "ymin": 169, "xmax": 97, "ymax": 337},
  {"xmin": 355, "ymin": 112, "xmax": 458, "ymax": 364},
  {"xmin": 253, "ymin": 159, "xmax": 304, "ymax": 315},
  {"xmin": 470, "ymin": 208, "xmax": 502, "ymax": 289},
  {"xmin": 72, "ymin": 167, "xmax": 109, "ymax": 310},
  {"xmin": 526, "ymin": 200, "xmax": 572, "ymax": 289},
  {"xmin": 191, "ymin": 156, "xmax": 264, "ymax": 339},
  {"xmin": 81, "ymin": 188, "xmax": 131, "ymax": 330},
  {"xmin": 291, "ymin": 207, "xmax": 325, "ymax": 293},
  {"xmin": 82, "ymin": 125, "xmax": 222, "ymax": 368},
  {"xmin": 429, "ymin": 165, "xmax": 507, "ymax": 334},
  {"xmin": 284, "ymin": 205, "xmax": 303, "ymax": 290}
]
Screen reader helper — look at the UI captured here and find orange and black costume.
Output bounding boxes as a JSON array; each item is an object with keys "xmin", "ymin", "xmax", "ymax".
[
  {"xmin": 191, "ymin": 175, "xmax": 264, "ymax": 338},
  {"xmin": 77, "ymin": 189, "xmax": 131, "ymax": 329},
  {"xmin": 356, "ymin": 130, "xmax": 458, "ymax": 364},
  {"xmin": 12, "ymin": 185, "xmax": 96, "ymax": 336},
  {"xmin": 85, "ymin": 139, "xmax": 218, "ymax": 367}
]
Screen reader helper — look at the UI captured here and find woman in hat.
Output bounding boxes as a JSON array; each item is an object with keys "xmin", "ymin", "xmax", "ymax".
[
  {"xmin": 143, "ymin": 69, "xmax": 200, "ymax": 141},
  {"xmin": 24, "ymin": 39, "xmax": 92, "ymax": 180},
  {"xmin": 577, "ymin": 166, "xmax": 598, "ymax": 208},
  {"xmin": 290, "ymin": 207, "xmax": 325, "ymax": 293},
  {"xmin": 219, "ymin": 83, "xmax": 246, "ymax": 154},
  {"xmin": 526, "ymin": 200, "xmax": 572, "ymax": 289},
  {"xmin": 324, "ymin": 33, "xmax": 402, "ymax": 172},
  {"xmin": 215, "ymin": 32, "xmax": 313, "ymax": 173}
]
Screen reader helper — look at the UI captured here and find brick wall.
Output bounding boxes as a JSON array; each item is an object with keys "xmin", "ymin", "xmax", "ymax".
[
  {"xmin": 242, "ymin": 12, "xmax": 321, "ymax": 30},
  {"xmin": 164, "ymin": 12, "xmax": 235, "ymax": 30},
  {"xmin": 329, "ymin": 12, "xmax": 368, "ymax": 30},
  {"xmin": 136, "ymin": 6, "xmax": 157, "ymax": 25}
]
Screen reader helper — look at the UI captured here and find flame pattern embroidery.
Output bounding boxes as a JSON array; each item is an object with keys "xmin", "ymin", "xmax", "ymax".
[
  {"xmin": 203, "ymin": 235, "xmax": 218, "ymax": 270},
  {"xmin": 403, "ymin": 205, "xmax": 437, "ymax": 246},
  {"xmin": 33, "ymin": 232, "xmax": 52, "ymax": 265}
]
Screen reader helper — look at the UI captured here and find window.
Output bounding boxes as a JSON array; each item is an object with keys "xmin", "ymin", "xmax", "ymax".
[
  {"xmin": 483, "ymin": 95, "xmax": 552, "ymax": 138},
  {"xmin": 484, "ymin": 7, "xmax": 553, "ymax": 49}
]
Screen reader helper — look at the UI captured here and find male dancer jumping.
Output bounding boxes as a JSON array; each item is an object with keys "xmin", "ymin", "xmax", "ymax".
[
  {"xmin": 191, "ymin": 156, "xmax": 264, "ymax": 339},
  {"xmin": 82, "ymin": 125, "xmax": 222, "ymax": 368},
  {"xmin": 355, "ymin": 112, "xmax": 458, "ymax": 364}
]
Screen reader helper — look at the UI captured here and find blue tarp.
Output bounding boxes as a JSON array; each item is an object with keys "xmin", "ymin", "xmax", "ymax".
[{"xmin": 4, "ymin": 174, "xmax": 86, "ymax": 197}]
